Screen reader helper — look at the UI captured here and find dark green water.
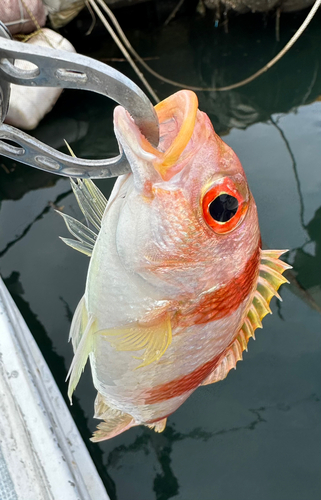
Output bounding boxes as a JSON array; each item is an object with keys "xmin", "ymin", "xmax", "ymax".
[{"xmin": 0, "ymin": 7, "xmax": 321, "ymax": 500}]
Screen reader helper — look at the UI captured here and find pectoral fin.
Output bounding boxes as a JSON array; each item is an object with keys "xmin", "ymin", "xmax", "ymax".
[{"xmin": 98, "ymin": 315, "xmax": 172, "ymax": 368}]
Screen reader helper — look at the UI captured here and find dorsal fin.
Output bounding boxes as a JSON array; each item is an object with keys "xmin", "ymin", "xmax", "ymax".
[{"xmin": 202, "ymin": 249, "xmax": 291, "ymax": 386}]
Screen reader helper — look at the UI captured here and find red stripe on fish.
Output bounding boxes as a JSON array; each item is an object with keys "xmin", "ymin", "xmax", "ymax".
[
  {"xmin": 143, "ymin": 352, "xmax": 222, "ymax": 405},
  {"xmin": 175, "ymin": 243, "xmax": 261, "ymax": 327},
  {"xmin": 142, "ymin": 244, "xmax": 261, "ymax": 405}
]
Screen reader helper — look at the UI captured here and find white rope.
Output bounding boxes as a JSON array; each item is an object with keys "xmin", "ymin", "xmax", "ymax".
[
  {"xmin": 87, "ymin": 0, "xmax": 160, "ymax": 103},
  {"xmin": 98, "ymin": 0, "xmax": 321, "ymax": 92}
]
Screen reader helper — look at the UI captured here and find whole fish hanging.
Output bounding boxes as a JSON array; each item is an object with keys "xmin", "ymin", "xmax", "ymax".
[{"xmin": 59, "ymin": 90, "xmax": 290, "ymax": 441}]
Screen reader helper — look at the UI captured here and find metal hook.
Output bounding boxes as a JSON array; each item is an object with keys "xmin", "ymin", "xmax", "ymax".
[{"xmin": 0, "ymin": 24, "xmax": 159, "ymax": 179}]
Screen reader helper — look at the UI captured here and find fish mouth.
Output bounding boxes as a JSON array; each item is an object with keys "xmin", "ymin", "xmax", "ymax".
[{"xmin": 114, "ymin": 90, "xmax": 200, "ymax": 181}]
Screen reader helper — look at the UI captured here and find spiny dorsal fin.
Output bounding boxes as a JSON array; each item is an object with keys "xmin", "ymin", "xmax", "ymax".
[
  {"xmin": 58, "ymin": 141, "xmax": 108, "ymax": 256},
  {"xmin": 202, "ymin": 249, "xmax": 291, "ymax": 386}
]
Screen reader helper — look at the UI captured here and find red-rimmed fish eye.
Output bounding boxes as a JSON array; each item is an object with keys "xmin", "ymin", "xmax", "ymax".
[{"xmin": 202, "ymin": 177, "xmax": 248, "ymax": 234}]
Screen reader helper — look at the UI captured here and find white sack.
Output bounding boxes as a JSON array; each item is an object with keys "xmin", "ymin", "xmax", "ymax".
[{"xmin": 6, "ymin": 29, "xmax": 76, "ymax": 130}]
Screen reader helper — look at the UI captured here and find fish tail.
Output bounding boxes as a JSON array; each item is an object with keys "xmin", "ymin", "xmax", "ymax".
[
  {"xmin": 91, "ymin": 396, "xmax": 135, "ymax": 442},
  {"xmin": 146, "ymin": 417, "xmax": 167, "ymax": 433}
]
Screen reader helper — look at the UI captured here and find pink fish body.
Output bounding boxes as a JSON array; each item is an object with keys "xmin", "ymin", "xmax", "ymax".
[{"xmin": 62, "ymin": 90, "xmax": 289, "ymax": 441}]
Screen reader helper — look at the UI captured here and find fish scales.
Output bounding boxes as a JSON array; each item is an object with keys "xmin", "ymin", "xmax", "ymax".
[{"xmin": 61, "ymin": 90, "xmax": 290, "ymax": 441}]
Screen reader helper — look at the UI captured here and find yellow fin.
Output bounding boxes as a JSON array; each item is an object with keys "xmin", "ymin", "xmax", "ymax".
[
  {"xmin": 59, "ymin": 142, "xmax": 107, "ymax": 251},
  {"xmin": 67, "ymin": 313, "xmax": 97, "ymax": 402},
  {"xmin": 202, "ymin": 249, "xmax": 291, "ymax": 386},
  {"xmin": 70, "ymin": 178, "xmax": 105, "ymax": 232},
  {"xmin": 146, "ymin": 418, "xmax": 167, "ymax": 433},
  {"xmin": 64, "ymin": 140, "xmax": 107, "ymax": 220},
  {"xmin": 91, "ymin": 405, "xmax": 135, "ymax": 442},
  {"xmin": 58, "ymin": 210, "xmax": 97, "ymax": 257},
  {"xmin": 64, "ymin": 139, "xmax": 76, "ymax": 157},
  {"xmin": 59, "ymin": 237, "xmax": 93, "ymax": 256},
  {"xmin": 68, "ymin": 296, "xmax": 88, "ymax": 348},
  {"xmin": 99, "ymin": 315, "xmax": 172, "ymax": 368},
  {"xmin": 94, "ymin": 392, "xmax": 110, "ymax": 419}
]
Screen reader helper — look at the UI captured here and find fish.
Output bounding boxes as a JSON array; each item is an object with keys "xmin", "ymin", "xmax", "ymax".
[{"xmin": 59, "ymin": 90, "xmax": 291, "ymax": 442}]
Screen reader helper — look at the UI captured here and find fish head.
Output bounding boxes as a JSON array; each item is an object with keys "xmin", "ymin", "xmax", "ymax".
[{"xmin": 113, "ymin": 90, "xmax": 260, "ymax": 297}]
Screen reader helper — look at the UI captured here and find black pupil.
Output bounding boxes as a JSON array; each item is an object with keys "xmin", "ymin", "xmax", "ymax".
[{"xmin": 209, "ymin": 194, "xmax": 239, "ymax": 222}]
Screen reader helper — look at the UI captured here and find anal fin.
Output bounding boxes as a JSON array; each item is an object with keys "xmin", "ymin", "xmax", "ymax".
[
  {"xmin": 68, "ymin": 296, "xmax": 88, "ymax": 348},
  {"xmin": 202, "ymin": 248, "xmax": 291, "ymax": 386},
  {"xmin": 67, "ymin": 313, "xmax": 97, "ymax": 402}
]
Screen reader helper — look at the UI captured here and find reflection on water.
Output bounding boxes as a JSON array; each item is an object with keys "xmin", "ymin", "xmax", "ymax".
[
  {"xmin": 104, "ymin": 392, "xmax": 320, "ymax": 500},
  {"xmin": 268, "ymin": 115, "xmax": 321, "ymax": 312},
  {"xmin": 291, "ymin": 207, "xmax": 321, "ymax": 310},
  {"xmin": 0, "ymin": 188, "xmax": 72, "ymax": 258},
  {"xmin": 270, "ymin": 116, "xmax": 306, "ymax": 229},
  {"xmin": 0, "ymin": 6, "xmax": 320, "ymax": 500}
]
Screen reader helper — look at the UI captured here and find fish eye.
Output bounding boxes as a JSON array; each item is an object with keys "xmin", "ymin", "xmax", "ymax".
[
  {"xmin": 209, "ymin": 194, "xmax": 239, "ymax": 222},
  {"xmin": 201, "ymin": 177, "xmax": 248, "ymax": 234}
]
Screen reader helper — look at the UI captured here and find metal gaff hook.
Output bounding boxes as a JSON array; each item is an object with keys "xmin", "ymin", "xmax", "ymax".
[{"xmin": 0, "ymin": 23, "xmax": 159, "ymax": 179}]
